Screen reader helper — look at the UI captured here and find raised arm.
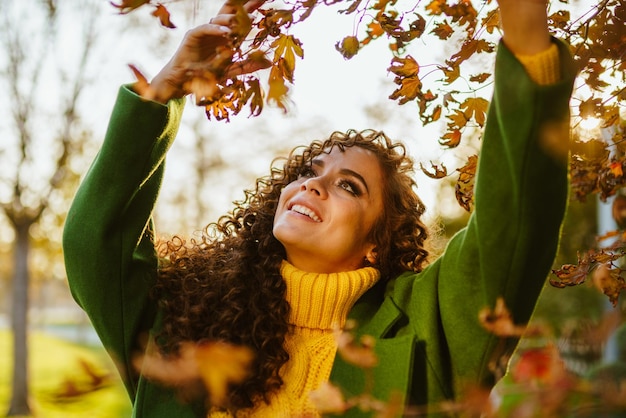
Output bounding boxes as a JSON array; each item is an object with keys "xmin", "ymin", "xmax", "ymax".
[
  {"xmin": 148, "ymin": 0, "xmax": 268, "ymax": 104},
  {"xmin": 392, "ymin": 0, "xmax": 577, "ymax": 402},
  {"xmin": 63, "ymin": 0, "xmax": 268, "ymax": 399}
]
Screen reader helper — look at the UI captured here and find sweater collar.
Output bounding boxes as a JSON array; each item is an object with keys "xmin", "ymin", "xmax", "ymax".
[{"xmin": 280, "ymin": 260, "xmax": 380, "ymax": 331}]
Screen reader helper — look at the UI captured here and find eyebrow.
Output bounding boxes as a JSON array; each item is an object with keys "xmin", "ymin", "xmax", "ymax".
[{"xmin": 311, "ymin": 159, "xmax": 370, "ymax": 194}]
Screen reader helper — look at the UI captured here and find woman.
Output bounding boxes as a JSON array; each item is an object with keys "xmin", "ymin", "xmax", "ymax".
[{"xmin": 63, "ymin": 0, "xmax": 576, "ymax": 416}]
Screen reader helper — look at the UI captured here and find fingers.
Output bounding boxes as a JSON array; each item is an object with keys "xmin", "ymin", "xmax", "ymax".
[{"xmin": 223, "ymin": 56, "xmax": 272, "ymax": 79}]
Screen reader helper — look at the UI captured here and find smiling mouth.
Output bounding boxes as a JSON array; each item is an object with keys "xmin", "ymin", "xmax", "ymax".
[{"xmin": 290, "ymin": 204, "xmax": 322, "ymax": 222}]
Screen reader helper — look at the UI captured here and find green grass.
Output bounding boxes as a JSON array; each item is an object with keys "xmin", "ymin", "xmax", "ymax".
[{"xmin": 0, "ymin": 330, "xmax": 132, "ymax": 417}]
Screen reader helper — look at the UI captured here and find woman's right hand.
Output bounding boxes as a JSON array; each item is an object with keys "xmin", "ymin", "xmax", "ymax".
[{"xmin": 149, "ymin": 0, "xmax": 267, "ymax": 104}]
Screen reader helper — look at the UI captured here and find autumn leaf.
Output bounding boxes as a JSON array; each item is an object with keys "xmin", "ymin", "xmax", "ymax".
[
  {"xmin": 469, "ymin": 72, "xmax": 490, "ymax": 83},
  {"xmin": 460, "ymin": 97, "xmax": 489, "ymax": 126},
  {"xmin": 425, "ymin": 0, "xmax": 446, "ymax": 15},
  {"xmin": 579, "ymin": 97, "xmax": 602, "ymax": 119},
  {"xmin": 366, "ymin": 21, "xmax": 384, "ymax": 39},
  {"xmin": 446, "ymin": 109, "xmax": 469, "ymax": 131},
  {"xmin": 388, "ymin": 55, "xmax": 419, "ymax": 78},
  {"xmin": 550, "ymin": 263, "xmax": 590, "ymax": 287},
  {"xmin": 481, "ymin": 9, "xmax": 499, "ymax": 34},
  {"xmin": 511, "ymin": 345, "xmax": 568, "ymax": 386},
  {"xmin": 591, "ymin": 263, "xmax": 626, "ymax": 307},
  {"xmin": 110, "ymin": 0, "xmax": 150, "ymax": 14},
  {"xmin": 389, "ymin": 76, "xmax": 422, "ymax": 105},
  {"xmin": 440, "ymin": 64, "xmax": 460, "ymax": 84},
  {"xmin": 336, "ymin": 36, "xmax": 360, "ymax": 60},
  {"xmin": 244, "ymin": 77, "xmax": 264, "ymax": 117},
  {"xmin": 431, "ymin": 20, "xmax": 454, "ymax": 40},
  {"xmin": 267, "ymin": 64, "xmax": 289, "ymax": 112},
  {"xmin": 195, "ymin": 341, "xmax": 255, "ymax": 406},
  {"xmin": 478, "ymin": 297, "xmax": 526, "ymax": 338},
  {"xmin": 420, "ymin": 161, "xmax": 447, "ymax": 179},
  {"xmin": 334, "ymin": 327, "xmax": 378, "ymax": 369},
  {"xmin": 309, "ymin": 382, "xmax": 348, "ymax": 414},
  {"xmin": 440, "ymin": 128, "xmax": 462, "ymax": 148},
  {"xmin": 455, "ymin": 154, "xmax": 477, "ymax": 210},
  {"xmin": 271, "ymin": 34, "xmax": 304, "ymax": 71},
  {"xmin": 152, "ymin": 4, "xmax": 175, "ymax": 28},
  {"xmin": 449, "ymin": 39, "xmax": 494, "ymax": 66}
]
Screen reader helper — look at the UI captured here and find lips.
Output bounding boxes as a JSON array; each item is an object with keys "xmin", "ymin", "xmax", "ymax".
[{"xmin": 289, "ymin": 204, "xmax": 322, "ymax": 222}]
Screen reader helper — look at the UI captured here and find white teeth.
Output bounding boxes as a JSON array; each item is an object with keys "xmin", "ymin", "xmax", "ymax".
[{"xmin": 291, "ymin": 204, "xmax": 321, "ymax": 222}]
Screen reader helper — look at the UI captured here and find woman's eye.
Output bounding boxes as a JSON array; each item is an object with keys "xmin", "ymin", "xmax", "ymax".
[
  {"xmin": 299, "ymin": 167, "xmax": 315, "ymax": 178},
  {"xmin": 339, "ymin": 180, "xmax": 359, "ymax": 196}
]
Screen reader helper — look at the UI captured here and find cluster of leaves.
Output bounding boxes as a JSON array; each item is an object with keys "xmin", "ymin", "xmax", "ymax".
[
  {"xmin": 111, "ymin": 0, "xmax": 624, "ymax": 212},
  {"xmin": 131, "ymin": 299, "xmax": 626, "ymax": 416}
]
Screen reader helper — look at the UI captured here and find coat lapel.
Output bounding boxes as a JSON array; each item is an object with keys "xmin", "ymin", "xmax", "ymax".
[{"xmin": 329, "ymin": 294, "xmax": 417, "ymax": 417}]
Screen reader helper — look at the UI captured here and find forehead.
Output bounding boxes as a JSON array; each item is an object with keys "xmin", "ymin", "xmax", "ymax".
[{"xmin": 314, "ymin": 145, "xmax": 381, "ymax": 168}]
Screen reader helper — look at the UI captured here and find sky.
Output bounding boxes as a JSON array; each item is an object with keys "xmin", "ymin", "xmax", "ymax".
[{"xmin": 1, "ymin": 0, "xmax": 602, "ymax": 240}]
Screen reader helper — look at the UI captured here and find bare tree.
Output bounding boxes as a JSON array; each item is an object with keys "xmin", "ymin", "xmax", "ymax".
[{"xmin": 0, "ymin": 0, "xmax": 98, "ymax": 414}]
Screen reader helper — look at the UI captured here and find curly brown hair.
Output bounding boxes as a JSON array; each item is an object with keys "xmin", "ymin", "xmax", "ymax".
[{"xmin": 152, "ymin": 129, "xmax": 429, "ymax": 412}]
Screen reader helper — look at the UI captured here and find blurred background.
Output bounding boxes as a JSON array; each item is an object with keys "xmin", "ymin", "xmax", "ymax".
[{"xmin": 0, "ymin": 0, "xmax": 622, "ymax": 416}]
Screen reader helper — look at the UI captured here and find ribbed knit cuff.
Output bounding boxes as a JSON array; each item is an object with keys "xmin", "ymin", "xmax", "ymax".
[{"xmin": 514, "ymin": 42, "xmax": 560, "ymax": 86}]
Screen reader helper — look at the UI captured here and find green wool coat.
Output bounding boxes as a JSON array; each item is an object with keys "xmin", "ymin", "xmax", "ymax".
[{"xmin": 63, "ymin": 39, "xmax": 576, "ymax": 417}]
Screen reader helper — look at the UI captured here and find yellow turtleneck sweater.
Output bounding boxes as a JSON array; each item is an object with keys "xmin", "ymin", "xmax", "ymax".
[
  {"xmin": 209, "ymin": 261, "xmax": 380, "ymax": 418},
  {"xmin": 208, "ymin": 45, "xmax": 559, "ymax": 418}
]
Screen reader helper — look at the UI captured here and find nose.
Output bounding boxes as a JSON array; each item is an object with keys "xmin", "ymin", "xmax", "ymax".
[{"xmin": 300, "ymin": 177, "xmax": 327, "ymax": 198}]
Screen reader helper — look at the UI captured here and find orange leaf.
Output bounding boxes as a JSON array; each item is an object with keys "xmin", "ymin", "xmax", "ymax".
[
  {"xmin": 389, "ymin": 76, "xmax": 422, "ymax": 104},
  {"xmin": 440, "ymin": 129, "xmax": 462, "ymax": 148},
  {"xmin": 366, "ymin": 21, "xmax": 384, "ymax": 38},
  {"xmin": 152, "ymin": 4, "xmax": 175, "ymax": 28},
  {"xmin": 610, "ymin": 161, "xmax": 624, "ymax": 177},
  {"xmin": 388, "ymin": 55, "xmax": 419, "ymax": 78},
  {"xmin": 425, "ymin": 0, "xmax": 446, "ymax": 15}
]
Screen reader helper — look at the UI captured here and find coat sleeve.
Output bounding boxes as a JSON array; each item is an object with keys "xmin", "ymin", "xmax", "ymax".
[
  {"xmin": 440, "ymin": 39, "xmax": 575, "ymax": 390},
  {"xmin": 63, "ymin": 85, "xmax": 185, "ymax": 397},
  {"xmin": 394, "ymin": 39, "xmax": 577, "ymax": 400}
]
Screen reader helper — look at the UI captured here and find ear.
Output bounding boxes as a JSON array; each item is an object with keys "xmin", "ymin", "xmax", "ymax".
[{"xmin": 365, "ymin": 245, "xmax": 378, "ymax": 265}]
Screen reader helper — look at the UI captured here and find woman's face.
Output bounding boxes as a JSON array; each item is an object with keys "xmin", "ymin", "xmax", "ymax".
[{"xmin": 273, "ymin": 146, "xmax": 384, "ymax": 273}]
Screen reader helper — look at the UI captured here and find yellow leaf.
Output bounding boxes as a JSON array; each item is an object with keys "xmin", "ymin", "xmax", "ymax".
[
  {"xmin": 335, "ymin": 35, "xmax": 360, "ymax": 59},
  {"xmin": 267, "ymin": 65, "xmax": 289, "ymax": 112},
  {"xmin": 195, "ymin": 341, "xmax": 255, "ymax": 406},
  {"xmin": 270, "ymin": 34, "xmax": 304, "ymax": 73},
  {"xmin": 460, "ymin": 97, "xmax": 489, "ymax": 126}
]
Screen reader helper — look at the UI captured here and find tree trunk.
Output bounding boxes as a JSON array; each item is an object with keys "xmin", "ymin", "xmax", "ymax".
[{"xmin": 7, "ymin": 222, "xmax": 31, "ymax": 416}]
